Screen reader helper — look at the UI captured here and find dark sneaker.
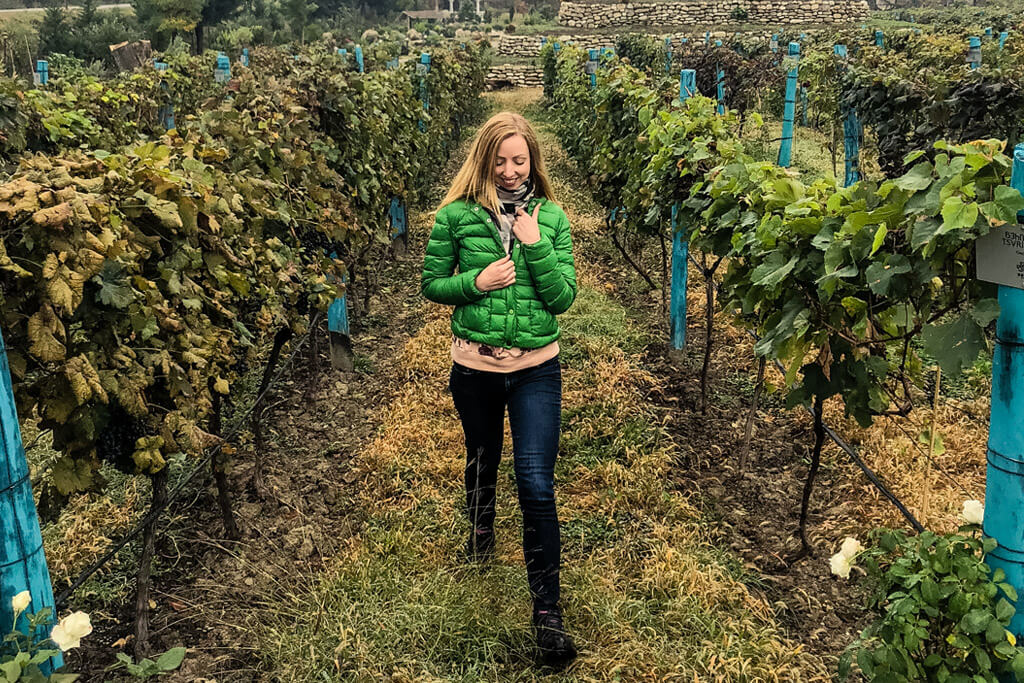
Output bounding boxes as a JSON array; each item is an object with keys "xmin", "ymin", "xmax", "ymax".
[
  {"xmin": 462, "ymin": 528, "xmax": 495, "ymax": 564},
  {"xmin": 533, "ymin": 605, "xmax": 578, "ymax": 667}
]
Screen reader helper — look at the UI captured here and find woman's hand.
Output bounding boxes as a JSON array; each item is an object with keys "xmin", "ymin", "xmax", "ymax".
[
  {"xmin": 512, "ymin": 205, "xmax": 542, "ymax": 245},
  {"xmin": 474, "ymin": 254, "xmax": 515, "ymax": 292}
]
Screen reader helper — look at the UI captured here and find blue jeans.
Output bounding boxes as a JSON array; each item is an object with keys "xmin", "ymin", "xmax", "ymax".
[{"xmin": 448, "ymin": 354, "xmax": 562, "ymax": 610}]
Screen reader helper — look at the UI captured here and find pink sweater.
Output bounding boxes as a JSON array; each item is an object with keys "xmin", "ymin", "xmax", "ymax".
[{"xmin": 451, "ymin": 335, "xmax": 559, "ymax": 373}]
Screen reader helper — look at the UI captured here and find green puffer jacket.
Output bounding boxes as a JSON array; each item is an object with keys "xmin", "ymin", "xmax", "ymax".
[{"xmin": 420, "ymin": 196, "xmax": 577, "ymax": 349}]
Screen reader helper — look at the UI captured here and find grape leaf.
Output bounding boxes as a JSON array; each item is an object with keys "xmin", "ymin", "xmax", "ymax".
[{"xmin": 922, "ymin": 314, "xmax": 986, "ymax": 376}]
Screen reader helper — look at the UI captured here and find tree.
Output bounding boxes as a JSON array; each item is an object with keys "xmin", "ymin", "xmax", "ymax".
[
  {"xmin": 77, "ymin": 0, "xmax": 98, "ymax": 27},
  {"xmin": 37, "ymin": 3, "xmax": 71, "ymax": 57},
  {"xmin": 133, "ymin": 0, "xmax": 203, "ymax": 51},
  {"xmin": 284, "ymin": 0, "xmax": 317, "ymax": 44},
  {"xmin": 195, "ymin": 0, "xmax": 240, "ymax": 52}
]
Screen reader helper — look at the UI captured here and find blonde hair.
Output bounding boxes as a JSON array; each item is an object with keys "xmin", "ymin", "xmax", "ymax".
[{"xmin": 437, "ymin": 111, "xmax": 557, "ymax": 215}]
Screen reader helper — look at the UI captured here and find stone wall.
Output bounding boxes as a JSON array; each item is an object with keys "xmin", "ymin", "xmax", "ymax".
[
  {"xmin": 486, "ymin": 64, "xmax": 545, "ymax": 89},
  {"xmin": 496, "ymin": 34, "xmax": 616, "ymax": 57},
  {"xmin": 558, "ymin": 0, "xmax": 869, "ymax": 28},
  {"xmin": 495, "ymin": 29, "xmax": 795, "ymax": 57}
]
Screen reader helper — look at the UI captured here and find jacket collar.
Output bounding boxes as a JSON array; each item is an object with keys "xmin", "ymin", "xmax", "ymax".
[{"xmin": 466, "ymin": 196, "xmax": 546, "ymax": 255}]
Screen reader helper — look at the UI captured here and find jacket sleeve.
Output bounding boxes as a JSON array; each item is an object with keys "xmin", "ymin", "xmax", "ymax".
[
  {"xmin": 421, "ymin": 206, "xmax": 488, "ymax": 306},
  {"xmin": 521, "ymin": 208, "xmax": 577, "ymax": 315}
]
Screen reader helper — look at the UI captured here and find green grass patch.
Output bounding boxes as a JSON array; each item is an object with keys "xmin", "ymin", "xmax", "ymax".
[{"xmin": 558, "ymin": 286, "xmax": 652, "ymax": 364}]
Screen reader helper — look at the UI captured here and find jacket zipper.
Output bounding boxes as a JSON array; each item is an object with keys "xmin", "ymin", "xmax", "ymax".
[{"xmin": 479, "ymin": 199, "xmax": 541, "ymax": 347}]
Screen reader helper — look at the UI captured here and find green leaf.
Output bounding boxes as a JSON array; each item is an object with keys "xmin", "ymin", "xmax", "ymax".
[
  {"xmin": 156, "ymin": 646, "xmax": 187, "ymax": 671},
  {"xmin": 1, "ymin": 661, "xmax": 20, "ymax": 683},
  {"xmin": 960, "ymin": 608, "xmax": 992, "ymax": 634},
  {"xmin": 981, "ymin": 184, "xmax": 1024, "ymax": 224},
  {"xmin": 894, "ymin": 161, "xmax": 934, "ymax": 191},
  {"xmin": 865, "ymin": 256, "xmax": 911, "ymax": 296},
  {"xmin": 940, "ymin": 196, "xmax": 979, "ymax": 233},
  {"xmin": 871, "ymin": 225, "xmax": 888, "ymax": 255},
  {"xmin": 921, "ymin": 577, "xmax": 941, "ymax": 605},
  {"xmin": 750, "ymin": 252, "xmax": 799, "ymax": 288},
  {"xmin": 972, "ymin": 298, "xmax": 1001, "ymax": 327},
  {"xmin": 921, "ymin": 314, "xmax": 986, "ymax": 376},
  {"xmin": 986, "ymin": 618, "xmax": 1007, "ymax": 644},
  {"xmin": 997, "ymin": 598, "xmax": 1016, "ymax": 622}
]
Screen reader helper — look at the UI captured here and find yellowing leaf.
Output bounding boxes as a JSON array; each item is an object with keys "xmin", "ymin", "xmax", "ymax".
[
  {"xmin": 27, "ymin": 308, "xmax": 67, "ymax": 362},
  {"xmin": 213, "ymin": 377, "xmax": 229, "ymax": 394}
]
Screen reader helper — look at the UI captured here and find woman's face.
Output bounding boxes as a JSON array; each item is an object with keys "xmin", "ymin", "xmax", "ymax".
[{"xmin": 495, "ymin": 134, "xmax": 531, "ymax": 191}]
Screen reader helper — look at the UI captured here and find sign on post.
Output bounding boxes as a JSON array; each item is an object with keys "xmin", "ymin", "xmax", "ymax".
[
  {"xmin": 585, "ymin": 49, "xmax": 599, "ymax": 88},
  {"xmin": 977, "ymin": 224, "xmax": 1024, "ymax": 290},
  {"xmin": 215, "ymin": 52, "xmax": 231, "ymax": 82},
  {"xmin": 968, "ymin": 36, "xmax": 982, "ymax": 69},
  {"xmin": 679, "ymin": 68, "xmax": 697, "ymax": 102},
  {"xmin": 33, "ymin": 60, "xmax": 48, "ymax": 86}
]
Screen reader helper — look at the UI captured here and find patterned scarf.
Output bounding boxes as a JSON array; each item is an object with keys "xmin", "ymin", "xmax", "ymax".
[{"xmin": 494, "ymin": 178, "xmax": 535, "ymax": 255}]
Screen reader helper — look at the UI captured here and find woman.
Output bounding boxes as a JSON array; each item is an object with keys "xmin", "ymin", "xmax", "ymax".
[{"xmin": 420, "ymin": 111, "xmax": 578, "ymax": 666}]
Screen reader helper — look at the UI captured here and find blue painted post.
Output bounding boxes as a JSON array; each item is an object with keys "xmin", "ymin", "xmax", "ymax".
[
  {"xmin": 704, "ymin": 31, "xmax": 710, "ymax": 46},
  {"xmin": 714, "ymin": 40, "xmax": 724, "ymax": 115},
  {"xmin": 587, "ymin": 48, "xmax": 598, "ymax": 89},
  {"xmin": 770, "ymin": 33, "xmax": 779, "ymax": 53},
  {"xmin": 983, "ymin": 142, "xmax": 1024, "ymax": 639},
  {"xmin": 0, "ymin": 327, "xmax": 62, "ymax": 674},
  {"xmin": 389, "ymin": 196, "xmax": 407, "ymax": 244},
  {"xmin": 875, "ymin": 29, "xmax": 884, "ymax": 49},
  {"xmin": 155, "ymin": 61, "xmax": 175, "ymax": 130},
  {"xmin": 670, "ymin": 77, "xmax": 697, "ymax": 351},
  {"xmin": 679, "ymin": 68, "xmax": 697, "ymax": 102},
  {"xmin": 327, "ymin": 269, "xmax": 353, "ymax": 371},
  {"xmin": 778, "ymin": 42, "xmax": 799, "ymax": 168},
  {"xmin": 665, "ymin": 37, "xmax": 672, "ymax": 74},
  {"xmin": 1001, "ymin": 31, "xmax": 1010, "ymax": 50},
  {"xmin": 418, "ymin": 52, "xmax": 431, "ymax": 132},
  {"xmin": 670, "ymin": 203, "xmax": 689, "ymax": 350},
  {"xmin": 968, "ymin": 36, "xmax": 982, "ymax": 69},
  {"xmin": 241, "ymin": 47, "xmax": 249, "ymax": 67},
  {"xmin": 354, "ymin": 45, "xmax": 364, "ymax": 73},
  {"xmin": 835, "ymin": 44, "xmax": 859, "ymax": 186},
  {"xmin": 33, "ymin": 60, "xmax": 47, "ymax": 87},
  {"xmin": 986, "ymin": 26, "xmax": 994, "ymax": 39},
  {"xmin": 215, "ymin": 51, "xmax": 231, "ymax": 83}
]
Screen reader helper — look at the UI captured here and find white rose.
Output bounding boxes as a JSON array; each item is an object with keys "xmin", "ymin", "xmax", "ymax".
[
  {"xmin": 839, "ymin": 537, "xmax": 863, "ymax": 559},
  {"xmin": 11, "ymin": 590, "xmax": 31, "ymax": 614},
  {"xmin": 830, "ymin": 551, "xmax": 854, "ymax": 579},
  {"xmin": 50, "ymin": 611, "xmax": 92, "ymax": 651},
  {"xmin": 962, "ymin": 499, "xmax": 985, "ymax": 526}
]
